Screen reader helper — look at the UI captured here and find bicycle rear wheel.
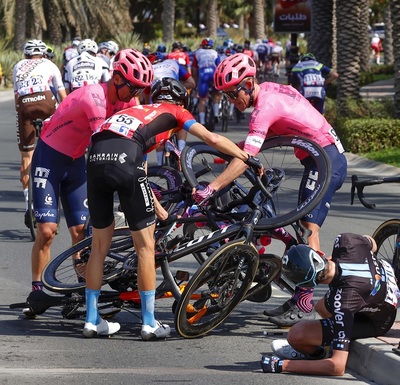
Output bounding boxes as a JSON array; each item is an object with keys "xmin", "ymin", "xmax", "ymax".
[
  {"xmin": 372, "ymin": 219, "xmax": 400, "ymax": 282},
  {"xmin": 42, "ymin": 227, "xmax": 133, "ymax": 294},
  {"xmin": 27, "ymin": 177, "xmax": 36, "ymax": 241},
  {"xmin": 220, "ymin": 96, "xmax": 230, "ymax": 132},
  {"xmin": 174, "ymin": 240, "xmax": 259, "ymax": 338},
  {"xmin": 181, "ymin": 136, "xmax": 331, "ymax": 229}
]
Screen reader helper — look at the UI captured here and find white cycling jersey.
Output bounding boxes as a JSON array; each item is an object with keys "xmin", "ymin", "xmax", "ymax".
[
  {"xmin": 13, "ymin": 58, "xmax": 65, "ymax": 97},
  {"xmin": 64, "ymin": 51, "xmax": 110, "ymax": 91},
  {"xmin": 153, "ymin": 59, "xmax": 180, "ymax": 81}
]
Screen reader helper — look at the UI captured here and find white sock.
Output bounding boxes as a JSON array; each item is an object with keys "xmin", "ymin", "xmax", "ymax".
[{"xmin": 23, "ymin": 188, "xmax": 29, "ymax": 210}]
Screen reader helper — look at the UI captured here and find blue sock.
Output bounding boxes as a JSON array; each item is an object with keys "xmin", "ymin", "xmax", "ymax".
[
  {"xmin": 85, "ymin": 288, "xmax": 101, "ymax": 325},
  {"xmin": 139, "ymin": 290, "xmax": 156, "ymax": 327},
  {"xmin": 32, "ymin": 281, "xmax": 43, "ymax": 291}
]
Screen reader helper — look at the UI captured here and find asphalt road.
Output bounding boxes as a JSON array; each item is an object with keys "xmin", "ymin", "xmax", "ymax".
[{"xmin": 1, "ymin": 88, "xmax": 399, "ymax": 385}]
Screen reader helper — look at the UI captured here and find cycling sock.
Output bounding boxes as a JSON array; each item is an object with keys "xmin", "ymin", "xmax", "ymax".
[
  {"xmin": 31, "ymin": 281, "xmax": 43, "ymax": 291},
  {"xmin": 229, "ymin": 103, "xmax": 235, "ymax": 115},
  {"xmin": 85, "ymin": 288, "xmax": 101, "ymax": 325},
  {"xmin": 139, "ymin": 289, "xmax": 156, "ymax": 327},
  {"xmin": 177, "ymin": 139, "xmax": 186, "ymax": 152},
  {"xmin": 199, "ymin": 112, "xmax": 205, "ymax": 125},
  {"xmin": 291, "ymin": 287, "xmax": 314, "ymax": 313},
  {"xmin": 272, "ymin": 227, "xmax": 297, "ymax": 247},
  {"xmin": 23, "ymin": 188, "xmax": 29, "ymax": 210}
]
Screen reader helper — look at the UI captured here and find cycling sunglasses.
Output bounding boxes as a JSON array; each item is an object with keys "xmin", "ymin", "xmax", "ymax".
[
  {"xmin": 222, "ymin": 84, "xmax": 245, "ymax": 100},
  {"xmin": 123, "ymin": 79, "xmax": 145, "ymax": 96}
]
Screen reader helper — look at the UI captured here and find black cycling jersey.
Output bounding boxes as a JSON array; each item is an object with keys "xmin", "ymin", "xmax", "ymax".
[{"xmin": 320, "ymin": 233, "xmax": 398, "ymax": 352}]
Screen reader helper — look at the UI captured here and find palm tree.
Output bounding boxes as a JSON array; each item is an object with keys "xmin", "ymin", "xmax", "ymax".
[
  {"xmin": 336, "ymin": 0, "xmax": 365, "ymax": 115},
  {"xmin": 162, "ymin": 0, "xmax": 175, "ymax": 43},
  {"xmin": 383, "ymin": 4, "xmax": 393, "ymax": 65},
  {"xmin": 14, "ymin": 0, "xmax": 26, "ymax": 50},
  {"xmin": 391, "ymin": 0, "xmax": 400, "ymax": 117},
  {"xmin": 207, "ymin": 0, "xmax": 218, "ymax": 39}
]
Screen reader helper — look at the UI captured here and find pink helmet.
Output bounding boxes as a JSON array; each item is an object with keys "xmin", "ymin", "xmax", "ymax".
[
  {"xmin": 113, "ymin": 48, "xmax": 154, "ymax": 87},
  {"xmin": 214, "ymin": 53, "xmax": 256, "ymax": 90}
]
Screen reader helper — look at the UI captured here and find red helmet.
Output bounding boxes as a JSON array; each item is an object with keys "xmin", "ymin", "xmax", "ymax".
[
  {"xmin": 214, "ymin": 53, "xmax": 256, "ymax": 90},
  {"xmin": 113, "ymin": 49, "xmax": 154, "ymax": 87}
]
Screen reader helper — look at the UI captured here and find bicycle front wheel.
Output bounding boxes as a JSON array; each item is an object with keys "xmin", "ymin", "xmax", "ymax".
[
  {"xmin": 372, "ymin": 219, "xmax": 400, "ymax": 282},
  {"xmin": 42, "ymin": 227, "xmax": 133, "ymax": 294},
  {"xmin": 174, "ymin": 240, "xmax": 259, "ymax": 338}
]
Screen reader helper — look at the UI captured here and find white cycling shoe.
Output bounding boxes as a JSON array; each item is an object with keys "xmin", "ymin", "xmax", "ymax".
[
  {"xmin": 141, "ymin": 320, "xmax": 171, "ymax": 341},
  {"xmin": 83, "ymin": 318, "xmax": 120, "ymax": 338},
  {"xmin": 271, "ymin": 339, "xmax": 307, "ymax": 360}
]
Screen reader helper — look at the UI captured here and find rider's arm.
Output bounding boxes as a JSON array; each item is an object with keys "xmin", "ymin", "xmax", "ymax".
[{"xmin": 324, "ymin": 68, "xmax": 339, "ymax": 86}]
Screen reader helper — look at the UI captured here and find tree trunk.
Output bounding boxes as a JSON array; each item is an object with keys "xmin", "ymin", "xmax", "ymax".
[
  {"xmin": 253, "ymin": 0, "xmax": 266, "ymax": 40},
  {"xmin": 207, "ymin": 0, "xmax": 218, "ymax": 39},
  {"xmin": 336, "ymin": 0, "xmax": 363, "ymax": 115},
  {"xmin": 383, "ymin": 5, "xmax": 394, "ymax": 65},
  {"xmin": 309, "ymin": 0, "xmax": 334, "ymax": 67},
  {"xmin": 359, "ymin": 0, "xmax": 370, "ymax": 72},
  {"xmin": 162, "ymin": 0, "xmax": 175, "ymax": 43},
  {"xmin": 14, "ymin": 0, "xmax": 27, "ymax": 51}
]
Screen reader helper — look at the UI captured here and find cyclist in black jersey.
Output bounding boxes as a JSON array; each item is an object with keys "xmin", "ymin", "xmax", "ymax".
[{"xmin": 261, "ymin": 233, "xmax": 398, "ymax": 376}]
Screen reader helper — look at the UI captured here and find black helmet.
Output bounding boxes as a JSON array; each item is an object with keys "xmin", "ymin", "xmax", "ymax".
[
  {"xmin": 172, "ymin": 41, "xmax": 182, "ymax": 50},
  {"xmin": 300, "ymin": 52, "xmax": 316, "ymax": 62},
  {"xmin": 151, "ymin": 77, "xmax": 189, "ymax": 109},
  {"xmin": 282, "ymin": 244, "xmax": 326, "ymax": 287}
]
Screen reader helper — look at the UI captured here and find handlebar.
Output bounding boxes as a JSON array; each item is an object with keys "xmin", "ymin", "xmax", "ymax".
[{"xmin": 350, "ymin": 174, "xmax": 400, "ymax": 209}]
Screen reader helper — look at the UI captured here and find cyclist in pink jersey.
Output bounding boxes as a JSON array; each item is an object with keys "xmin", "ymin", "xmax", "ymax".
[
  {"xmin": 24, "ymin": 49, "xmax": 152, "ymax": 320},
  {"xmin": 194, "ymin": 53, "xmax": 347, "ymax": 327}
]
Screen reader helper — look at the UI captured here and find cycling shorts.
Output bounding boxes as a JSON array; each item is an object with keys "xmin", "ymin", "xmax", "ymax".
[
  {"xmin": 320, "ymin": 305, "xmax": 396, "ymax": 351},
  {"xmin": 31, "ymin": 139, "xmax": 88, "ymax": 227},
  {"xmin": 16, "ymin": 90, "xmax": 56, "ymax": 152},
  {"xmin": 197, "ymin": 68, "xmax": 216, "ymax": 99},
  {"xmin": 299, "ymin": 144, "xmax": 347, "ymax": 227},
  {"xmin": 87, "ymin": 132, "xmax": 156, "ymax": 231}
]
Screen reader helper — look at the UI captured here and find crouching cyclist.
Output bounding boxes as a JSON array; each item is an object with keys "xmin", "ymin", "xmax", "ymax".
[
  {"xmin": 261, "ymin": 233, "xmax": 398, "ymax": 376},
  {"xmin": 84, "ymin": 77, "xmax": 263, "ymax": 340}
]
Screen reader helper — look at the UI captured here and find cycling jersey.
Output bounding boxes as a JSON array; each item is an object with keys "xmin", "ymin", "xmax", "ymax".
[
  {"xmin": 167, "ymin": 51, "xmax": 191, "ymax": 68},
  {"xmin": 41, "ymin": 82, "xmax": 136, "ymax": 159},
  {"xmin": 290, "ymin": 60, "xmax": 332, "ymax": 113},
  {"xmin": 320, "ymin": 233, "xmax": 398, "ymax": 352},
  {"xmin": 94, "ymin": 103, "xmax": 196, "ymax": 154},
  {"xmin": 152, "ymin": 59, "xmax": 191, "ymax": 83},
  {"xmin": 13, "ymin": 58, "xmax": 65, "ymax": 97},
  {"xmin": 64, "ymin": 51, "xmax": 110, "ymax": 91},
  {"xmin": 193, "ymin": 48, "xmax": 220, "ymax": 98}
]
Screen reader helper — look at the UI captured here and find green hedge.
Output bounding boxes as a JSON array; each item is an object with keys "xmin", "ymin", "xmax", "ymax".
[{"xmin": 340, "ymin": 118, "xmax": 400, "ymax": 153}]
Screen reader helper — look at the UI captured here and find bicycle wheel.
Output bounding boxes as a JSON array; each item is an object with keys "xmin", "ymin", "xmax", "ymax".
[
  {"xmin": 181, "ymin": 136, "xmax": 331, "ymax": 229},
  {"xmin": 174, "ymin": 240, "xmax": 259, "ymax": 338},
  {"xmin": 205, "ymin": 99, "xmax": 215, "ymax": 132},
  {"xmin": 243, "ymin": 253, "xmax": 282, "ymax": 303},
  {"xmin": 372, "ymin": 219, "xmax": 400, "ymax": 282},
  {"xmin": 42, "ymin": 227, "xmax": 133, "ymax": 294}
]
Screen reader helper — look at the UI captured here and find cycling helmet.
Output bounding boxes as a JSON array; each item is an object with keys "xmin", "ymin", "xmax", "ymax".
[
  {"xmin": 235, "ymin": 44, "xmax": 244, "ymax": 53},
  {"xmin": 201, "ymin": 38, "xmax": 214, "ymax": 49},
  {"xmin": 45, "ymin": 45, "xmax": 55, "ymax": 59},
  {"xmin": 276, "ymin": 41, "xmax": 282, "ymax": 46},
  {"xmin": 214, "ymin": 53, "xmax": 256, "ymax": 90},
  {"xmin": 157, "ymin": 44, "xmax": 167, "ymax": 53},
  {"xmin": 98, "ymin": 41, "xmax": 119, "ymax": 55},
  {"xmin": 172, "ymin": 41, "xmax": 182, "ymax": 50},
  {"xmin": 78, "ymin": 39, "xmax": 98, "ymax": 55},
  {"xmin": 150, "ymin": 77, "xmax": 189, "ymax": 109},
  {"xmin": 147, "ymin": 51, "xmax": 164, "ymax": 64},
  {"xmin": 282, "ymin": 244, "xmax": 326, "ymax": 288},
  {"xmin": 113, "ymin": 48, "xmax": 154, "ymax": 87},
  {"xmin": 301, "ymin": 52, "xmax": 316, "ymax": 61},
  {"xmin": 23, "ymin": 39, "xmax": 47, "ymax": 56},
  {"xmin": 72, "ymin": 36, "xmax": 81, "ymax": 47}
]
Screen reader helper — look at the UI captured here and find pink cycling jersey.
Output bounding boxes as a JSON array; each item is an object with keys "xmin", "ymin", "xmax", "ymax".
[
  {"xmin": 40, "ymin": 82, "xmax": 136, "ymax": 158},
  {"xmin": 244, "ymin": 82, "xmax": 344, "ymax": 157}
]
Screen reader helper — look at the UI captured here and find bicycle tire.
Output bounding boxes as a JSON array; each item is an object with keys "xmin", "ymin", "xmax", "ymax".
[
  {"xmin": 243, "ymin": 253, "xmax": 282, "ymax": 303},
  {"xmin": 220, "ymin": 97, "xmax": 230, "ymax": 133},
  {"xmin": 372, "ymin": 219, "xmax": 400, "ymax": 282},
  {"xmin": 42, "ymin": 227, "xmax": 133, "ymax": 294},
  {"xmin": 205, "ymin": 99, "xmax": 215, "ymax": 132},
  {"xmin": 181, "ymin": 136, "xmax": 332, "ymax": 229},
  {"xmin": 174, "ymin": 240, "xmax": 259, "ymax": 338}
]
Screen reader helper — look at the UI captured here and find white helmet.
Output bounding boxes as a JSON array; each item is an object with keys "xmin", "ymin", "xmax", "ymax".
[
  {"xmin": 23, "ymin": 39, "xmax": 47, "ymax": 56},
  {"xmin": 98, "ymin": 41, "xmax": 119, "ymax": 55},
  {"xmin": 78, "ymin": 39, "xmax": 98, "ymax": 55}
]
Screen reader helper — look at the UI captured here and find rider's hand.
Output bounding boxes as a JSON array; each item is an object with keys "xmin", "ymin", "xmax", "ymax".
[
  {"xmin": 260, "ymin": 355, "xmax": 284, "ymax": 373},
  {"xmin": 193, "ymin": 185, "xmax": 215, "ymax": 205},
  {"xmin": 244, "ymin": 155, "xmax": 264, "ymax": 176}
]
